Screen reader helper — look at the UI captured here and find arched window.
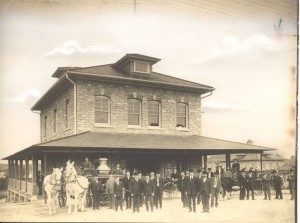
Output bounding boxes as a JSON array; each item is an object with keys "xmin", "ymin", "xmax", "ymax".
[
  {"xmin": 53, "ymin": 108, "xmax": 57, "ymax": 133},
  {"xmin": 44, "ymin": 116, "xmax": 47, "ymax": 138},
  {"xmin": 176, "ymin": 102, "xmax": 188, "ymax": 128},
  {"xmin": 95, "ymin": 96, "xmax": 110, "ymax": 124},
  {"xmin": 148, "ymin": 101, "xmax": 161, "ymax": 127},
  {"xmin": 65, "ymin": 99, "xmax": 69, "ymax": 128},
  {"xmin": 128, "ymin": 99, "xmax": 141, "ymax": 126}
]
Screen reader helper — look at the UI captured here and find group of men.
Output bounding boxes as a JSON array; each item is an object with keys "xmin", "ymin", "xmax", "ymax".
[
  {"xmin": 88, "ymin": 169, "xmax": 165, "ymax": 212},
  {"xmin": 177, "ymin": 168, "xmax": 222, "ymax": 213}
]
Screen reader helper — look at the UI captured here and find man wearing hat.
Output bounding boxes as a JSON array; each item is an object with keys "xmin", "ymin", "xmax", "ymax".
[
  {"xmin": 199, "ymin": 171, "xmax": 213, "ymax": 213},
  {"xmin": 178, "ymin": 171, "xmax": 186, "ymax": 207},
  {"xmin": 113, "ymin": 176, "xmax": 125, "ymax": 211},
  {"xmin": 207, "ymin": 168, "xmax": 214, "ymax": 179},
  {"xmin": 154, "ymin": 171, "xmax": 164, "ymax": 209},
  {"xmin": 246, "ymin": 170, "xmax": 256, "ymax": 200},
  {"xmin": 106, "ymin": 173, "xmax": 115, "ymax": 209},
  {"xmin": 211, "ymin": 170, "xmax": 221, "ymax": 207},
  {"xmin": 122, "ymin": 171, "xmax": 132, "ymax": 209},
  {"xmin": 143, "ymin": 174, "xmax": 155, "ymax": 212},
  {"xmin": 287, "ymin": 169, "xmax": 295, "ymax": 200},
  {"xmin": 88, "ymin": 177, "xmax": 102, "ymax": 210},
  {"xmin": 184, "ymin": 170, "xmax": 198, "ymax": 212},
  {"xmin": 138, "ymin": 172, "xmax": 145, "ymax": 207},
  {"xmin": 273, "ymin": 170, "xmax": 283, "ymax": 199},
  {"xmin": 113, "ymin": 164, "xmax": 123, "ymax": 175},
  {"xmin": 83, "ymin": 157, "xmax": 92, "ymax": 176},
  {"xmin": 130, "ymin": 172, "xmax": 142, "ymax": 213},
  {"xmin": 238, "ymin": 168, "xmax": 247, "ymax": 200}
]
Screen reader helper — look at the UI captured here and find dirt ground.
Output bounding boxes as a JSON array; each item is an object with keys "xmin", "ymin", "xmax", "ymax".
[{"xmin": 0, "ymin": 190, "xmax": 295, "ymax": 222}]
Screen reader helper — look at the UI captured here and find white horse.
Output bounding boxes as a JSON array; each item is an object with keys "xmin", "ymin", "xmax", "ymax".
[
  {"xmin": 64, "ymin": 161, "xmax": 89, "ymax": 214},
  {"xmin": 43, "ymin": 167, "xmax": 63, "ymax": 215}
]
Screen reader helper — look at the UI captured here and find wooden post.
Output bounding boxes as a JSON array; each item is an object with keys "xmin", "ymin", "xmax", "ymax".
[
  {"xmin": 25, "ymin": 156, "xmax": 29, "ymax": 192},
  {"xmin": 19, "ymin": 159, "xmax": 23, "ymax": 180},
  {"xmin": 199, "ymin": 155, "xmax": 203, "ymax": 168},
  {"xmin": 43, "ymin": 153, "xmax": 47, "ymax": 176},
  {"xmin": 225, "ymin": 153, "xmax": 231, "ymax": 170},
  {"xmin": 260, "ymin": 151, "xmax": 263, "ymax": 170},
  {"xmin": 203, "ymin": 155, "xmax": 207, "ymax": 171},
  {"xmin": 32, "ymin": 155, "xmax": 37, "ymax": 195}
]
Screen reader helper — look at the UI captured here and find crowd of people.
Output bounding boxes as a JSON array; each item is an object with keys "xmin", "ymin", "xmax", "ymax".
[{"xmin": 42, "ymin": 157, "xmax": 295, "ymax": 214}]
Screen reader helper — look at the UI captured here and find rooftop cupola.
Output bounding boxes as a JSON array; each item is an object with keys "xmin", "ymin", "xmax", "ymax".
[{"xmin": 112, "ymin": 53, "xmax": 161, "ymax": 79}]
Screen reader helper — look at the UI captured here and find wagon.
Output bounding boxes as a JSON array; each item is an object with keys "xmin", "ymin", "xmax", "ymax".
[{"xmin": 58, "ymin": 173, "xmax": 124, "ymax": 208}]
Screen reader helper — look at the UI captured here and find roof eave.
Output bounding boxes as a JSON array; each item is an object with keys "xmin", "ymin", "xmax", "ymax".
[{"xmin": 68, "ymin": 71, "xmax": 215, "ymax": 94}]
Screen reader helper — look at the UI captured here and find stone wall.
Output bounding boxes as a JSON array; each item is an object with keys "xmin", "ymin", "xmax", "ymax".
[
  {"xmin": 40, "ymin": 86, "xmax": 74, "ymax": 142},
  {"xmin": 75, "ymin": 79, "xmax": 202, "ymax": 136}
]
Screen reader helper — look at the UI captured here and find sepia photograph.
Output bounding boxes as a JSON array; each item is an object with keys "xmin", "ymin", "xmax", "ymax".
[{"xmin": 0, "ymin": 0, "xmax": 297, "ymax": 222}]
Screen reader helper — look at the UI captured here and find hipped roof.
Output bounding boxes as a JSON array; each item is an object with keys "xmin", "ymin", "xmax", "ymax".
[{"xmin": 2, "ymin": 132, "xmax": 275, "ymax": 160}]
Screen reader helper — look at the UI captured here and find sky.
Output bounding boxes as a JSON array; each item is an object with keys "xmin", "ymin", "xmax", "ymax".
[{"xmin": 0, "ymin": 0, "xmax": 297, "ymax": 161}]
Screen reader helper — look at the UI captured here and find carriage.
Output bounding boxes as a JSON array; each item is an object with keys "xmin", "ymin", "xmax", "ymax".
[{"xmin": 58, "ymin": 172, "xmax": 124, "ymax": 208}]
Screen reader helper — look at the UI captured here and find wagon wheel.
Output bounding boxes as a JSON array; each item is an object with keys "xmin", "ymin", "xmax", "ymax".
[
  {"xmin": 100, "ymin": 184, "xmax": 109, "ymax": 206},
  {"xmin": 164, "ymin": 181, "xmax": 178, "ymax": 199},
  {"xmin": 58, "ymin": 191, "xmax": 67, "ymax": 207}
]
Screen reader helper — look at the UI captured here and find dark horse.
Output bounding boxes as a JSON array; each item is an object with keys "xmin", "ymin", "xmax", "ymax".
[{"xmin": 221, "ymin": 168, "xmax": 238, "ymax": 199}]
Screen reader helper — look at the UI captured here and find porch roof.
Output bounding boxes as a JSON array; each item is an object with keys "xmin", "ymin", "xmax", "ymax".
[{"xmin": 2, "ymin": 131, "xmax": 275, "ymax": 159}]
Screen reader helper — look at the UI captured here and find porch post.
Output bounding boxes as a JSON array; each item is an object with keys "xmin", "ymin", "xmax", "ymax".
[
  {"xmin": 199, "ymin": 155, "xmax": 203, "ymax": 168},
  {"xmin": 260, "ymin": 151, "xmax": 263, "ymax": 170},
  {"xmin": 14, "ymin": 160, "xmax": 17, "ymax": 182},
  {"xmin": 25, "ymin": 156, "xmax": 29, "ymax": 192},
  {"xmin": 19, "ymin": 159, "xmax": 23, "ymax": 180},
  {"xmin": 43, "ymin": 153, "xmax": 47, "ymax": 176},
  {"xmin": 225, "ymin": 153, "xmax": 231, "ymax": 170},
  {"xmin": 32, "ymin": 155, "xmax": 37, "ymax": 195},
  {"xmin": 203, "ymin": 155, "xmax": 207, "ymax": 171}
]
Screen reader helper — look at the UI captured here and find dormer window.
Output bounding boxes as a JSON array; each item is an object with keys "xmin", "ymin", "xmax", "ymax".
[{"xmin": 134, "ymin": 61, "xmax": 150, "ymax": 74}]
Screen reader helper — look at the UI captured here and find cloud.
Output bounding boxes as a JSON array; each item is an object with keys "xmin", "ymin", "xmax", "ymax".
[
  {"xmin": 202, "ymin": 100, "xmax": 242, "ymax": 113},
  {"xmin": 192, "ymin": 34, "xmax": 273, "ymax": 63},
  {"xmin": 42, "ymin": 40, "xmax": 121, "ymax": 57},
  {"xmin": 2, "ymin": 89, "xmax": 41, "ymax": 103}
]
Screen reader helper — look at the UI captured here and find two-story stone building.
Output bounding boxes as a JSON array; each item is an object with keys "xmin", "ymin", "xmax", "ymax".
[{"xmin": 3, "ymin": 54, "xmax": 273, "ymax": 202}]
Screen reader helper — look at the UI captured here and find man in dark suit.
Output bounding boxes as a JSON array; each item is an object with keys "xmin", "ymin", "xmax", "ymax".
[
  {"xmin": 130, "ymin": 172, "xmax": 142, "ymax": 213},
  {"xmin": 246, "ymin": 170, "xmax": 256, "ymax": 200},
  {"xmin": 153, "ymin": 172, "xmax": 164, "ymax": 209},
  {"xmin": 199, "ymin": 171, "xmax": 213, "ymax": 213},
  {"xmin": 122, "ymin": 171, "xmax": 132, "ymax": 209},
  {"xmin": 143, "ymin": 174, "xmax": 155, "ymax": 212},
  {"xmin": 185, "ymin": 170, "xmax": 198, "ymax": 212},
  {"xmin": 273, "ymin": 170, "xmax": 283, "ymax": 199},
  {"xmin": 178, "ymin": 171, "xmax": 186, "ymax": 207},
  {"xmin": 113, "ymin": 176, "xmax": 124, "ymax": 211},
  {"xmin": 88, "ymin": 177, "xmax": 102, "ymax": 210},
  {"xmin": 196, "ymin": 170, "xmax": 202, "ymax": 205},
  {"xmin": 138, "ymin": 172, "xmax": 145, "ymax": 207},
  {"xmin": 238, "ymin": 169, "xmax": 247, "ymax": 200},
  {"xmin": 287, "ymin": 169, "xmax": 295, "ymax": 200},
  {"xmin": 36, "ymin": 171, "xmax": 44, "ymax": 196}
]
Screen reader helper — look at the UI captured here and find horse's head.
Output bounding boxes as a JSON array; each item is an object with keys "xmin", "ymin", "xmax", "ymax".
[
  {"xmin": 51, "ymin": 167, "xmax": 63, "ymax": 184},
  {"xmin": 65, "ymin": 161, "xmax": 77, "ymax": 182}
]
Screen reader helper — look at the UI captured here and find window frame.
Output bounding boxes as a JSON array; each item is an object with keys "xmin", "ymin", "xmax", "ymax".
[
  {"xmin": 127, "ymin": 98, "xmax": 142, "ymax": 128},
  {"xmin": 53, "ymin": 108, "xmax": 57, "ymax": 133},
  {"xmin": 176, "ymin": 102, "xmax": 189, "ymax": 129},
  {"xmin": 44, "ymin": 115, "xmax": 47, "ymax": 139},
  {"xmin": 65, "ymin": 99, "xmax": 70, "ymax": 129},
  {"xmin": 148, "ymin": 100, "xmax": 161, "ymax": 128},
  {"xmin": 133, "ymin": 61, "xmax": 150, "ymax": 74},
  {"xmin": 94, "ymin": 95, "xmax": 111, "ymax": 127}
]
